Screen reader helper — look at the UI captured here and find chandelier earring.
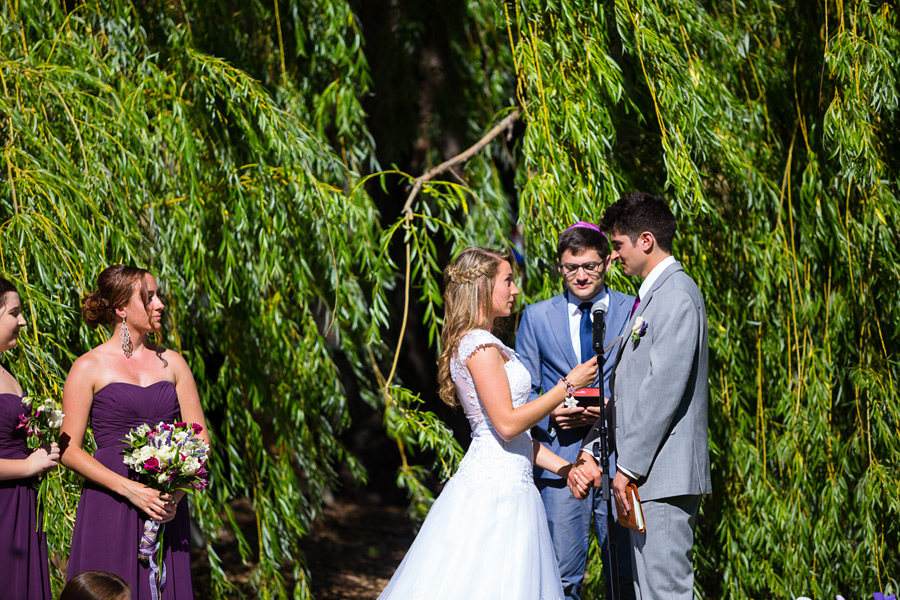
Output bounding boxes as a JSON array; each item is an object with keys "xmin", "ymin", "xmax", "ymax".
[{"xmin": 120, "ymin": 314, "xmax": 133, "ymax": 359}]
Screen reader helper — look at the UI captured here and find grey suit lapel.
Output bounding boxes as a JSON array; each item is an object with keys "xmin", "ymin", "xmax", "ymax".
[
  {"xmin": 634, "ymin": 261, "xmax": 683, "ymax": 320},
  {"xmin": 548, "ymin": 294, "xmax": 579, "ymax": 368},
  {"xmin": 615, "ymin": 262, "xmax": 683, "ymax": 366}
]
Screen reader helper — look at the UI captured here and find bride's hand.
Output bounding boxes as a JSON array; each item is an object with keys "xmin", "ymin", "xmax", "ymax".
[
  {"xmin": 567, "ymin": 451, "xmax": 602, "ymax": 499},
  {"xmin": 566, "ymin": 355, "xmax": 599, "ymax": 390},
  {"xmin": 122, "ymin": 480, "xmax": 173, "ymax": 522}
]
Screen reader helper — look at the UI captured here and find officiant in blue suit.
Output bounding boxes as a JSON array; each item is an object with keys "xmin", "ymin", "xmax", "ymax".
[{"xmin": 516, "ymin": 222, "xmax": 635, "ymax": 600}]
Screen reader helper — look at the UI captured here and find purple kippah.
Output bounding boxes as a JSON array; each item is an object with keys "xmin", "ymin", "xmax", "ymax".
[{"xmin": 564, "ymin": 221, "xmax": 606, "ymax": 238}]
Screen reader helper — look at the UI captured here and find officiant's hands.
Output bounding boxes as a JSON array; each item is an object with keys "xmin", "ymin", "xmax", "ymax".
[
  {"xmin": 551, "ymin": 404, "xmax": 603, "ymax": 429},
  {"xmin": 553, "ymin": 357, "xmax": 601, "ymax": 429},
  {"xmin": 567, "ymin": 450, "xmax": 603, "ymax": 499}
]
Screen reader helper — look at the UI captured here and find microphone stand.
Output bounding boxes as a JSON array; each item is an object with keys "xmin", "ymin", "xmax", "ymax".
[{"xmin": 591, "ymin": 296, "xmax": 620, "ymax": 600}]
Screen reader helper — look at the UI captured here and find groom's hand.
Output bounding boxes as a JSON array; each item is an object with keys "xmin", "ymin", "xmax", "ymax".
[
  {"xmin": 567, "ymin": 451, "xmax": 602, "ymax": 499},
  {"xmin": 612, "ymin": 471, "xmax": 633, "ymax": 515}
]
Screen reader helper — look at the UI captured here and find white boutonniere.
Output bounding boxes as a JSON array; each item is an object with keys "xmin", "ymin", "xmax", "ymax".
[{"xmin": 631, "ymin": 316, "xmax": 648, "ymax": 342}]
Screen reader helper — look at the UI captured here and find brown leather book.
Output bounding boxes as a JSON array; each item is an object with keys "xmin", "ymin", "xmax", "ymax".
[{"xmin": 614, "ymin": 482, "xmax": 646, "ymax": 532}]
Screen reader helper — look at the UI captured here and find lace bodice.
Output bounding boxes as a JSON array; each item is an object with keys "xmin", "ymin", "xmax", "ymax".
[{"xmin": 450, "ymin": 329, "xmax": 535, "ymax": 488}]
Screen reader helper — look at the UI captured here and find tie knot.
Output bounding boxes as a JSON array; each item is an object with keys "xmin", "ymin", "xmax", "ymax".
[{"xmin": 579, "ymin": 302, "xmax": 592, "ymax": 313}]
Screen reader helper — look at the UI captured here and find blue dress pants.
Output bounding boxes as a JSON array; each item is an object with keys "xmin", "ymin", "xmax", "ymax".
[{"xmin": 535, "ymin": 427, "xmax": 635, "ymax": 600}]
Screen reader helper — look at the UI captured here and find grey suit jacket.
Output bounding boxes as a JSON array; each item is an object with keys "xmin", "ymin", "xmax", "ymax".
[{"xmin": 584, "ymin": 261, "xmax": 712, "ymax": 501}]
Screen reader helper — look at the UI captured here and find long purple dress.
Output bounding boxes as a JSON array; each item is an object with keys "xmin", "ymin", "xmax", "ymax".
[
  {"xmin": 0, "ymin": 392, "xmax": 52, "ymax": 600},
  {"xmin": 67, "ymin": 381, "xmax": 193, "ymax": 599}
]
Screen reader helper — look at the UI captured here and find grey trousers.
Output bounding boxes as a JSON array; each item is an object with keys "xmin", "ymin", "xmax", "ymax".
[{"xmin": 629, "ymin": 495, "xmax": 701, "ymax": 600}]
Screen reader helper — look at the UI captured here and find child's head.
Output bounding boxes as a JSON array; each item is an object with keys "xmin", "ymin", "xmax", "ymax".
[{"xmin": 59, "ymin": 571, "xmax": 131, "ymax": 600}]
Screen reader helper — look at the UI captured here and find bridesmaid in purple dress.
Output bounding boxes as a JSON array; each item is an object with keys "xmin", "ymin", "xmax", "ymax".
[
  {"xmin": 60, "ymin": 265, "xmax": 210, "ymax": 600},
  {"xmin": 0, "ymin": 277, "xmax": 59, "ymax": 600}
]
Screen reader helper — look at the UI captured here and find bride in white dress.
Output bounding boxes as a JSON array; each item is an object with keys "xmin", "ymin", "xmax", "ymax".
[{"xmin": 379, "ymin": 247, "xmax": 598, "ymax": 599}]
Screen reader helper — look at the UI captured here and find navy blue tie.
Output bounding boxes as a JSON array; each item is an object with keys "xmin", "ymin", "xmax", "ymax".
[{"xmin": 579, "ymin": 302, "xmax": 593, "ymax": 362}]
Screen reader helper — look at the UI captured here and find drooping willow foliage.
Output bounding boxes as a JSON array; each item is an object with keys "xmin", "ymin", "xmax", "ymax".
[
  {"xmin": 1, "ymin": 0, "xmax": 898, "ymax": 598},
  {"xmin": 394, "ymin": 0, "xmax": 900, "ymax": 598},
  {"xmin": 0, "ymin": 1, "xmax": 430, "ymax": 597},
  {"xmin": 504, "ymin": 1, "xmax": 899, "ymax": 598}
]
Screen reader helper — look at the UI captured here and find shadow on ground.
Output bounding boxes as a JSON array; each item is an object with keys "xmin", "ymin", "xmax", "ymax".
[{"xmin": 191, "ymin": 499, "xmax": 415, "ymax": 599}]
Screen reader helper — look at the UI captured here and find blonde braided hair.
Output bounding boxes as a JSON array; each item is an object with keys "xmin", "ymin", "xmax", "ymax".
[
  {"xmin": 437, "ymin": 247, "xmax": 513, "ymax": 407},
  {"xmin": 444, "ymin": 261, "xmax": 495, "ymax": 286}
]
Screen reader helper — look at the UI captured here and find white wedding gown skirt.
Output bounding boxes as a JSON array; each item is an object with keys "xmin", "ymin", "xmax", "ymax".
[
  {"xmin": 379, "ymin": 330, "xmax": 564, "ymax": 600},
  {"xmin": 378, "ymin": 438, "xmax": 563, "ymax": 599}
]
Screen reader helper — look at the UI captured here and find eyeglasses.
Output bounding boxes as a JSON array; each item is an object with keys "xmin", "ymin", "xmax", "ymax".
[{"xmin": 560, "ymin": 262, "xmax": 604, "ymax": 276}]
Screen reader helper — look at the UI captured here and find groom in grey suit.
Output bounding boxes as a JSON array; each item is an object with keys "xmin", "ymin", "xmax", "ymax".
[
  {"xmin": 517, "ymin": 222, "xmax": 634, "ymax": 600},
  {"xmin": 571, "ymin": 192, "xmax": 712, "ymax": 600}
]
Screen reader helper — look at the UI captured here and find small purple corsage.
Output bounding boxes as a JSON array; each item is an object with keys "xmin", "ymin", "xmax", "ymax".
[{"xmin": 631, "ymin": 316, "xmax": 648, "ymax": 342}]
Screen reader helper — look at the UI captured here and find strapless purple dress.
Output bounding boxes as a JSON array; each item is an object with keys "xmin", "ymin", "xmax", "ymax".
[
  {"xmin": 67, "ymin": 381, "xmax": 193, "ymax": 599},
  {"xmin": 0, "ymin": 392, "xmax": 51, "ymax": 600}
]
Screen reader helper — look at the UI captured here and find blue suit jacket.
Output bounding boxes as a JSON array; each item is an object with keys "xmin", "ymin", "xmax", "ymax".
[{"xmin": 516, "ymin": 288, "xmax": 634, "ymax": 479}]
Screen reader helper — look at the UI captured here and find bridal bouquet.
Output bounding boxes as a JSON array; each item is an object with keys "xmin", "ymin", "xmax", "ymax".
[
  {"xmin": 123, "ymin": 421, "xmax": 209, "ymax": 595},
  {"xmin": 17, "ymin": 395, "xmax": 65, "ymax": 447}
]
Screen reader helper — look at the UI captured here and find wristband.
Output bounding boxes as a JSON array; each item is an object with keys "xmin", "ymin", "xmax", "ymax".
[{"xmin": 559, "ymin": 377, "xmax": 576, "ymax": 397}]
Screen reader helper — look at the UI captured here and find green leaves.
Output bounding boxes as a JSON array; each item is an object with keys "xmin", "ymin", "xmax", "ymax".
[
  {"xmin": 1, "ymin": 1, "xmax": 388, "ymax": 597},
  {"xmin": 505, "ymin": 0, "xmax": 900, "ymax": 597},
  {"xmin": 2, "ymin": 0, "xmax": 898, "ymax": 598}
]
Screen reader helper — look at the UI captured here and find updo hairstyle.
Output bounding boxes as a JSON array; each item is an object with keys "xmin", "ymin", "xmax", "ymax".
[
  {"xmin": 82, "ymin": 265, "xmax": 151, "ymax": 327},
  {"xmin": 0, "ymin": 276, "xmax": 17, "ymax": 310},
  {"xmin": 437, "ymin": 247, "xmax": 513, "ymax": 407}
]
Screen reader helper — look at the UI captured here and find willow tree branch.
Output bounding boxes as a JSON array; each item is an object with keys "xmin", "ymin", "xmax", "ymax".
[{"xmin": 401, "ymin": 107, "xmax": 521, "ymax": 216}]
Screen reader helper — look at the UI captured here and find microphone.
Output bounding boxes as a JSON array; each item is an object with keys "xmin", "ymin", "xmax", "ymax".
[
  {"xmin": 591, "ymin": 299, "xmax": 607, "ymax": 390},
  {"xmin": 591, "ymin": 298, "xmax": 608, "ymax": 354}
]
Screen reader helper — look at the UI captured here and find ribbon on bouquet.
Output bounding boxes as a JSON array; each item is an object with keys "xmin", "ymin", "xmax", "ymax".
[{"xmin": 139, "ymin": 520, "xmax": 167, "ymax": 600}]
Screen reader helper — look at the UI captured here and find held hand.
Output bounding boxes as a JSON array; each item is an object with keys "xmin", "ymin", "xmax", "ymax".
[
  {"xmin": 567, "ymin": 451, "xmax": 603, "ymax": 499},
  {"xmin": 123, "ymin": 480, "xmax": 175, "ymax": 522},
  {"xmin": 26, "ymin": 443, "xmax": 60, "ymax": 477},
  {"xmin": 612, "ymin": 471, "xmax": 632, "ymax": 516},
  {"xmin": 566, "ymin": 355, "xmax": 599, "ymax": 390}
]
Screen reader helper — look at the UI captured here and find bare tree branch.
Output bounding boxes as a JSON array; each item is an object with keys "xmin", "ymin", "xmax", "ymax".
[{"xmin": 402, "ymin": 108, "xmax": 521, "ymax": 216}]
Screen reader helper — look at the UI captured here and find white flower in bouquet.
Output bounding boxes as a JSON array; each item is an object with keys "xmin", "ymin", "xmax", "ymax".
[
  {"xmin": 47, "ymin": 409, "xmax": 65, "ymax": 429},
  {"xmin": 182, "ymin": 456, "xmax": 201, "ymax": 476}
]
